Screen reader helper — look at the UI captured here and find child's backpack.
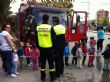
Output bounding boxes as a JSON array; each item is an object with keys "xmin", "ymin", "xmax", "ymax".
[{"xmin": 64, "ymin": 45, "xmax": 70, "ymax": 57}]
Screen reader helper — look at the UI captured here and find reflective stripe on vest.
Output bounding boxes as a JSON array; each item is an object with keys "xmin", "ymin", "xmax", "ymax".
[
  {"xmin": 53, "ymin": 24, "xmax": 66, "ymax": 35},
  {"xmin": 36, "ymin": 24, "xmax": 52, "ymax": 48}
]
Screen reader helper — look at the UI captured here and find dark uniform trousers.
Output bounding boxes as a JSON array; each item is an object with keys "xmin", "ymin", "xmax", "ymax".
[
  {"xmin": 39, "ymin": 47, "xmax": 55, "ymax": 80},
  {"xmin": 55, "ymin": 46, "xmax": 65, "ymax": 77}
]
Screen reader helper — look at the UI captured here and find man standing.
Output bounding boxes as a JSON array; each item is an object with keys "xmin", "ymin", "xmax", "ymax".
[
  {"xmin": 35, "ymin": 14, "xmax": 56, "ymax": 82},
  {"xmin": 52, "ymin": 16, "xmax": 66, "ymax": 78}
]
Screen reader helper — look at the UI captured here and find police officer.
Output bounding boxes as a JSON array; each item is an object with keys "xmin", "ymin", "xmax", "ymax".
[
  {"xmin": 52, "ymin": 16, "xmax": 66, "ymax": 78},
  {"xmin": 35, "ymin": 14, "xmax": 56, "ymax": 82}
]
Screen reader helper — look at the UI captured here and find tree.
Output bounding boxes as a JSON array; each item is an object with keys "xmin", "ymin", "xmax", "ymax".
[
  {"xmin": 0, "ymin": 0, "xmax": 16, "ymax": 24},
  {"xmin": 91, "ymin": 20, "xmax": 96, "ymax": 27},
  {"xmin": 102, "ymin": 19, "xmax": 109, "ymax": 26},
  {"xmin": 25, "ymin": 0, "xmax": 73, "ymax": 9}
]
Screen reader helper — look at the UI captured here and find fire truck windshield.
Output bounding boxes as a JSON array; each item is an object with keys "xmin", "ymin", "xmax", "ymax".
[{"xmin": 32, "ymin": 8, "xmax": 67, "ymax": 27}]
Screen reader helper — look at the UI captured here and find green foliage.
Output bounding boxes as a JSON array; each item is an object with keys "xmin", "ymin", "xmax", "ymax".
[
  {"xmin": 91, "ymin": 20, "xmax": 96, "ymax": 27},
  {"xmin": 26, "ymin": 0, "xmax": 73, "ymax": 9},
  {"xmin": 0, "ymin": 0, "xmax": 16, "ymax": 24},
  {"xmin": 102, "ymin": 19, "xmax": 109, "ymax": 26}
]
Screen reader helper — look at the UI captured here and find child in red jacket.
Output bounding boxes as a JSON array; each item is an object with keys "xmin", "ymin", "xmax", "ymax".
[
  {"xmin": 30, "ymin": 45, "xmax": 40, "ymax": 70},
  {"xmin": 82, "ymin": 42, "xmax": 87, "ymax": 66},
  {"xmin": 25, "ymin": 42, "xmax": 31, "ymax": 66}
]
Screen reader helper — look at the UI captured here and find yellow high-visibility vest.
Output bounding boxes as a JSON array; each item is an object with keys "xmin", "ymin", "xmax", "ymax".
[
  {"xmin": 36, "ymin": 24, "xmax": 52, "ymax": 48},
  {"xmin": 53, "ymin": 24, "xmax": 66, "ymax": 35}
]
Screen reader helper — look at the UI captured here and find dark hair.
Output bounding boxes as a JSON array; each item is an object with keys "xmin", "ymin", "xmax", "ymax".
[
  {"xmin": 52, "ymin": 16, "xmax": 59, "ymax": 23},
  {"xmin": 75, "ymin": 41, "xmax": 79, "ymax": 46},
  {"xmin": 32, "ymin": 45, "xmax": 37, "ymax": 49},
  {"xmin": 106, "ymin": 44, "xmax": 110, "ymax": 49},
  {"xmin": 42, "ymin": 14, "xmax": 49, "ymax": 22},
  {"xmin": 90, "ymin": 37, "xmax": 94, "ymax": 39},
  {"xmin": 82, "ymin": 41, "xmax": 86, "ymax": 46},
  {"xmin": 66, "ymin": 42, "xmax": 69, "ymax": 46},
  {"xmin": 1, "ymin": 23, "xmax": 11, "ymax": 31}
]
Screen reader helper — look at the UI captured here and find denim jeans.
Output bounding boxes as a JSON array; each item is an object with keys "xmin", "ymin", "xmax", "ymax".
[{"xmin": 12, "ymin": 61, "xmax": 18, "ymax": 74}]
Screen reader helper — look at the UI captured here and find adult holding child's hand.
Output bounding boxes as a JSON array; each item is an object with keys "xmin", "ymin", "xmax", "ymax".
[{"xmin": 0, "ymin": 24, "xmax": 17, "ymax": 78}]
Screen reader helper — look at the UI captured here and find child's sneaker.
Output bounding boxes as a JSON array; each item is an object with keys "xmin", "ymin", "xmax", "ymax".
[
  {"xmin": 28, "ymin": 64, "xmax": 31, "ymax": 67},
  {"xmin": 88, "ymin": 64, "xmax": 91, "ymax": 67},
  {"xmin": 15, "ymin": 72, "xmax": 20, "ymax": 75},
  {"xmin": 79, "ymin": 65, "xmax": 83, "ymax": 68},
  {"xmin": 9, "ymin": 74, "xmax": 17, "ymax": 78}
]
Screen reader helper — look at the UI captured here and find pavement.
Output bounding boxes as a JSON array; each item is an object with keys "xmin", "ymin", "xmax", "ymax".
[
  {"xmin": 0, "ymin": 59, "xmax": 102, "ymax": 82},
  {"xmin": 0, "ymin": 52, "xmax": 108, "ymax": 82}
]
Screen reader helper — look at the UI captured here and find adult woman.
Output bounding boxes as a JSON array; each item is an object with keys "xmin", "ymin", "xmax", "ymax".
[
  {"xmin": 97, "ymin": 27, "xmax": 105, "ymax": 51},
  {"xmin": 0, "ymin": 24, "xmax": 16, "ymax": 77}
]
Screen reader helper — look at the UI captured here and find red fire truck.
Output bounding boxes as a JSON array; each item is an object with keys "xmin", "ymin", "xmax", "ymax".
[{"xmin": 17, "ymin": 3, "xmax": 88, "ymax": 44}]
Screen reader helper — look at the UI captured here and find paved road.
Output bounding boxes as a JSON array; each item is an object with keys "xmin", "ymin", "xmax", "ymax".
[{"xmin": 0, "ymin": 32, "xmax": 110, "ymax": 82}]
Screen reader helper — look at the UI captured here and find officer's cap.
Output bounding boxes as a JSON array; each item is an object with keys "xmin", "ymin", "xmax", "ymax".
[{"xmin": 52, "ymin": 16, "xmax": 59, "ymax": 21}]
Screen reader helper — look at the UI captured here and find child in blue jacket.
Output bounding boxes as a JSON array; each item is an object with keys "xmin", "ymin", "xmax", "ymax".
[{"xmin": 64, "ymin": 43, "xmax": 70, "ymax": 66}]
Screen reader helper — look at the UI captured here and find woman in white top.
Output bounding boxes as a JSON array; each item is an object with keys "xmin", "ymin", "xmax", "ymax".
[{"xmin": 0, "ymin": 24, "xmax": 17, "ymax": 78}]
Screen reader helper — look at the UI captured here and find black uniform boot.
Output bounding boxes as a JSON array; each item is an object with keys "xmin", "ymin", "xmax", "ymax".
[
  {"xmin": 49, "ymin": 72, "xmax": 55, "ymax": 82},
  {"xmin": 41, "ymin": 72, "xmax": 46, "ymax": 81}
]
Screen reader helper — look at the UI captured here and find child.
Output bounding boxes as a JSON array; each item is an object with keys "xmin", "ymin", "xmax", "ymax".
[
  {"xmin": 30, "ymin": 45, "xmax": 40, "ymax": 70},
  {"xmin": 76, "ymin": 43, "xmax": 83, "ymax": 68},
  {"xmin": 88, "ymin": 44, "xmax": 95, "ymax": 67},
  {"xmin": 102, "ymin": 44, "xmax": 110, "ymax": 71},
  {"xmin": 82, "ymin": 42, "xmax": 87, "ymax": 66},
  {"xmin": 25, "ymin": 42, "xmax": 31, "ymax": 66},
  {"xmin": 64, "ymin": 43, "xmax": 70, "ymax": 66},
  {"xmin": 90, "ymin": 37, "xmax": 96, "ymax": 47},
  {"xmin": 11, "ymin": 53, "xmax": 19, "ymax": 76},
  {"xmin": 71, "ymin": 41, "xmax": 79, "ymax": 65},
  {"xmin": 17, "ymin": 42, "xmax": 25, "ymax": 68}
]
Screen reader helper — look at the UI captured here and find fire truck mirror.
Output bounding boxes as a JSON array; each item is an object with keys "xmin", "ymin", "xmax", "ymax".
[
  {"xmin": 72, "ymin": 29, "xmax": 75, "ymax": 34},
  {"xmin": 71, "ymin": 25, "xmax": 76, "ymax": 34},
  {"xmin": 76, "ymin": 15, "xmax": 80, "ymax": 23}
]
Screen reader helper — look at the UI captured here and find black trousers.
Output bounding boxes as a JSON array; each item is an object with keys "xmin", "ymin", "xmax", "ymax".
[
  {"xmin": 1, "ymin": 51, "xmax": 13, "ymax": 75},
  {"xmin": 39, "ymin": 48, "xmax": 55, "ymax": 80},
  {"xmin": 82, "ymin": 55, "xmax": 86, "ymax": 65},
  {"xmin": 55, "ymin": 46, "xmax": 64, "ymax": 77},
  {"xmin": 26, "ymin": 57, "xmax": 31, "ymax": 65},
  {"xmin": 72, "ymin": 57, "xmax": 77, "ymax": 65},
  {"xmin": 97, "ymin": 39, "xmax": 104, "ymax": 51},
  {"xmin": 65, "ymin": 57, "xmax": 69, "ymax": 64}
]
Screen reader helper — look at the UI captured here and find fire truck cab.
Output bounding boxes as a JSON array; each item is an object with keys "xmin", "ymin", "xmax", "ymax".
[
  {"xmin": 66, "ymin": 10, "xmax": 88, "ymax": 42},
  {"xmin": 17, "ymin": 3, "xmax": 88, "ymax": 43}
]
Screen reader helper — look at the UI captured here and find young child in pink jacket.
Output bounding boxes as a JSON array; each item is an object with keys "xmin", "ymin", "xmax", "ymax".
[{"xmin": 30, "ymin": 45, "xmax": 40, "ymax": 70}]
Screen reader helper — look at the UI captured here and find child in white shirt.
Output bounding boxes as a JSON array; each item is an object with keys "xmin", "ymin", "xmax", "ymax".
[
  {"xmin": 11, "ymin": 53, "xmax": 19, "ymax": 75},
  {"xmin": 76, "ymin": 43, "xmax": 83, "ymax": 68}
]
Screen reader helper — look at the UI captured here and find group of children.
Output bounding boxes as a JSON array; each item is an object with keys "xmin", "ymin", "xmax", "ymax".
[
  {"xmin": 64, "ymin": 37, "xmax": 97, "ymax": 68},
  {"xmin": 64, "ymin": 36, "xmax": 110, "ymax": 71},
  {"xmin": 11, "ymin": 42, "xmax": 40, "ymax": 77}
]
